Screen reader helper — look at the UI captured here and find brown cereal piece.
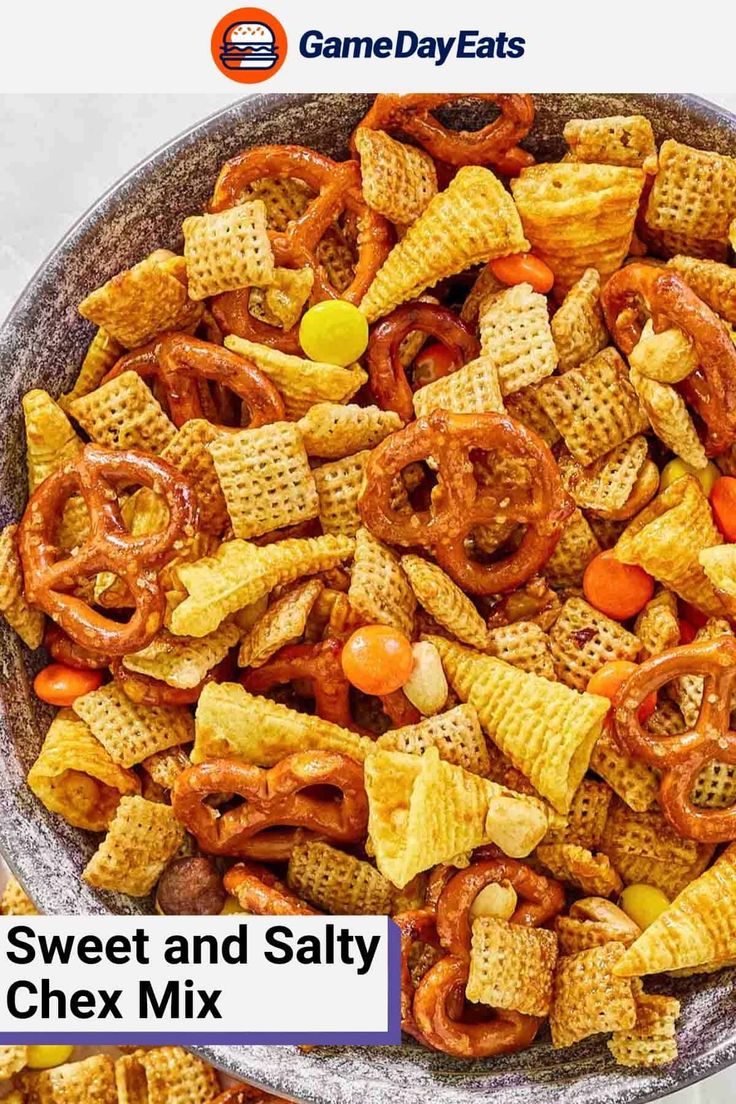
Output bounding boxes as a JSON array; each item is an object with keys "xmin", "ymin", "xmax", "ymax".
[
  {"xmin": 238, "ymin": 578, "xmax": 323, "ymax": 667},
  {"xmin": 549, "ymin": 942, "xmax": 636, "ymax": 1048},
  {"xmin": 544, "ymin": 779, "xmax": 612, "ymax": 850},
  {"xmin": 241, "ymin": 175, "xmax": 312, "ymax": 229},
  {"xmin": 208, "ymin": 421, "xmax": 319, "ymax": 540},
  {"xmin": 512, "ymin": 163, "xmax": 644, "ymax": 297},
  {"xmin": 23, "ymin": 389, "xmax": 84, "ymax": 491},
  {"xmin": 116, "ymin": 1046, "xmax": 220, "ymax": 1104},
  {"xmin": 297, "ymin": 402, "xmax": 401, "ymax": 458},
  {"xmin": 599, "ymin": 798, "xmax": 714, "ymax": 899},
  {"xmin": 0, "ymin": 523, "xmax": 45, "ymax": 649},
  {"xmin": 313, "ymin": 450, "xmax": 369, "ymax": 536},
  {"xmin": 354, "ymin": 126, "xmax": 438, "ymax": 225},
  {"xmin": 0, "ymin": 876, "xmax": 39, "ymax": 916},
  {"xmin": 671, "ymin": 618, "xmax": 732, "ymax": 726},
  {"xmin": 124, "ymin": 619, "xmax": 241, "ymax": 688},
  {"xmin": 467, "ymin": 917, "xmax": 558, "ymax": 1016},
  {"xmin": 549, "ymin": 597, "xmax": 641, "ymax": 691},
  {"xmin": 564, "ymin": 116, "xmax": 657, "ymax": 171},
  {"xmin": 361, "ymin": 166, "xmax": 529, "ymax": 321},
  {"xmin": 484, "ymin": 621, "xmax": 556, "ymax": 680},
  {"xmin": 643, "ymin": 140, "xmax": 736, "ymax": 261},
  {"xmin": 634, "ymin": 589, "xmax": 680, "ymax": 658},
  {"xmin": 669, "ymin": 254, "xmax": 736, "ymax": 325},
  {"xmin": 412, "ymin": 355, "xmax": 504, "ymax": 419},
  {"xmin": 349, "ymin": 528, "xmax": 415, "ymax": 636},
  {"xmin": 646, "ymin": 699, "xmax": 686, "ymax": 737},
  {"xmin": 538, "ymin": 347, "xmax": 648, "ymax": 465},
  {"xmin": 459, "ymin": 263, "xmax": 505, "ymax": 326},
  {"xmin": 589, "ymin": 728, "xmax": 659, "ymax": 813},
  {"xmin": 69, "ymin": 370, "xmax": 175, "ymax": 453},
  {"xmin": 183, "ymin": 200, "xmax": 275, "ymax": 299},
  {"xmin": 402, "ymin": 555, "xmax": 488, "ymax": 648},
  {"xmin": 0, "ymin": 1046, "xmax": 28, "ymax": 1080},
  {"xmin": 608, "ymin": 983, "xmax": 680, "ymax": 1068},
  {"xmin": 478, "ymin": 283, "xmax": 558, "ymax": 396},
  {"xmin": 74, "ymin": 682, "xmax": 194, "ymax": 768},
  {"xmin": 504, "ymin": 385, "xmax": 560, "ymax": 446},
  {"xmin": 546, "ymin": 508, "xmax": 601, "ymax": 587},
  {"xmin": 141, "ymin": 747, "xmax": 192, "ymax": 791},
  {"xmin": 288, "ymin": 840, "xmax": 394, "ymax": 914},
  {"xmin": 161, "ymin": 419, "xmax": 230, "ymax": 534},
  {"xmin": 83, "ymin": 795, "xmax": 184, "ymax": 897},
  {"xmin": 558, "ymin": 437, "xmax": 648, "ymax": 515},
  {"xmin": 316, "ymin": 228, "xmax": 357, "ymax": 294},
  {"xmin": 537, "ymin": 843, "xmax": 622, "ymax": 897},
  {"xmin": 629, "ymin": 367, "xmax": 707, "ymax": 469},
  {"xmin": 29, "ymin": 1055, "xmax": 118, "ymax": 1104},
  {"xmin": 376, "ymin": 704, "xmax": 490, "ymax": 775},
  {"xmin": 60, "ymin": 327, "xmax": 124, "ymax": 409},
  {"xmin": 550, "ymin": 268, "xmax": 609, "ymax": 372},
  {"xmin": 225, "ymin": 335, "xmax": 366, "ymax": 418},
  {"xmin": 248, "ymin": 266, "xmax": 314, "ymax": 330},
  {"xmin": 692, "ymin": 759, "xmax": 736, "ymax": 810}
]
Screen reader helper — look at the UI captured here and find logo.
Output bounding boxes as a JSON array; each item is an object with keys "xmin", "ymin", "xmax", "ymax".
[{"xmin": 211, "ymin": 8, "xmax": 287, "ymax": 83}]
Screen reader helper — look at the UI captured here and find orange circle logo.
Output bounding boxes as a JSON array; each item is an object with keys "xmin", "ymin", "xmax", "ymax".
[{"xmin": 211, "ymin": 8, "xmax": 287, "ymax": 83}]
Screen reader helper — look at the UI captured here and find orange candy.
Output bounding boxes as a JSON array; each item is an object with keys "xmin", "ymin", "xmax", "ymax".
[
  {"xmin": 490, "ymin": 253, "xmax": 555, "ymax": 294},
  {"xmin": 583, "ymin": 550, "xmax": 654, "ymax": 621},
  {"xmin": 587, "ymin": 660, "xmax": 657, "ymax": 722},
  {"xmin": 710, "ymin": 476, "xmax": 736, "ymax": 541},
  {"xmin": 412, "ymin": 342, "xmax": 456, "ymax": 390},
  {"xmin": 341, "ymin": 625, "xmax": 414, "ymax": 695},
  {"xmin": 33, "ymin": 663, "xmax": 104, "ymax": 707}
]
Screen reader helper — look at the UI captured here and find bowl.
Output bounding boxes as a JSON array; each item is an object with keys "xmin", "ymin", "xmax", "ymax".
[{"xmin": 1, "ymin": 92, "xmax": 735, "ymax": 1104}]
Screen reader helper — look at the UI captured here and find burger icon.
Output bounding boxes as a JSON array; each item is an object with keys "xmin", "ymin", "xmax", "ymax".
[{"xmin": 219, "ymin": 20, "xmax": 279, "ymax": 70}]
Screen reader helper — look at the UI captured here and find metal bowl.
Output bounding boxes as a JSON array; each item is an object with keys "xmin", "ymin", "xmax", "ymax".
[{"xmin": 1, "ymin": 93, "xmax": 734, "ymax": 1103}]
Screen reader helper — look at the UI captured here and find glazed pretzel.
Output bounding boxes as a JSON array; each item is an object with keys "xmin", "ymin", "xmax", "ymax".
[
  {"xmin": 110, "ymin": 655, "xmax": 234, "ymax": 708},
  {"xmin": 601, "ymin": 262, "xmax": 736, "ymax": 455},
  {"xmin": 613, "ymin": 636, "xmax": 736, "ymax": 842},
  {"xmin": 354, "ymin": 94, "xmax": 535, "ymax": 171},
  {"xmin": 44, "ymin": 624, "xmax": 111, "ymax": 670},
  {"xmin": 171, "ymin": 751, "xmax": 368, "ymax": 861},
  {"xmin": 358, "ymin": 410, "xmax": 573, "ymax": 594},
  {"xmin": 366, "ymin": 302, "xmax": 479, "ymax": 422},
  {"xmin": 224, "ymin": 862, "xmax": 319, "ymax": 915},
  {"xmin": 104, "ymin": 333, "xmax": 285, "ymax": 429},
  {"xmin": 18, "ymin": 445, "xmax": 195, "ymax": 656},
  {"xmin": 394, "ymin": 909, "xmax": 443, "ymax": 1044}
]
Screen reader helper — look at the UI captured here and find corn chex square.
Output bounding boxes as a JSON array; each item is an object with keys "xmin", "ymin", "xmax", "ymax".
[
  {"xmin": 550, "ymin": 942, "xmax": 636, "ymax": 1048},
  {"xmin": 183, "ymin": 200, "xmax": 275, "ymax": 299},
  {"xmin": 349, "ymin": 528, "xmax": 415, "ymax": 636},
  {"xmin": 479, "ymin": 283, "xmax": 558, "ymax": 396},
  {"xmin": 467, "ymin": 917, "xmax": 558, "ymax": 1016},
  {"xmin": 288, "ymin": 840, "xmax": 394, "ymax": 915},
  {"xmin": 74, "ymin": 682, "xmax": 194, "ymax": 767},
  {"xmin": 354, "ymin": 126, "xmax": 438, "ymax": 225},
  {"xmin": 83, "ymin": 796, "xmax": 184, "ymax": 897},
  {"xmin": 69, "ymin": 370, "xmax": 176, "ymax": 454}
]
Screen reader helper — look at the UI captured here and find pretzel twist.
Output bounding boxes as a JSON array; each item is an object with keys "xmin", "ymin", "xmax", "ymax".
[
  {"xmin": 18, "ymin": 445, "xmax": 196, "ymax": 656},
  {"xmin": 44, "ymin": 624, "xmax": 112, "ymax": 670}
]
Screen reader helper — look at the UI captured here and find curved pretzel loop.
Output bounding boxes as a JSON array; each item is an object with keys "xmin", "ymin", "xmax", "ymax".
[
  {"xmin": 171, "ymin": 751, "xmax": 368, "ymax": 861},
  {"xmin": 358, "ymin": 411, "xmax": 573, "ymax": 594},
  {"xmin": 613, "ymin": 636, "xmax": 736, "ymax": 841},
  {"xmin": 224, "ymin": 861, "xmax": 319, "ymax": 915},
  {"xmin": 44, "ymin": 623, "xmax": 112, "ymax": 670},
  {"xmin": 18, "ymin": 445, "xmax": 196, "ymax": 656},
  {"xmin": 110, "ymin": 655, "xmax": 234, "ymax": 708}
]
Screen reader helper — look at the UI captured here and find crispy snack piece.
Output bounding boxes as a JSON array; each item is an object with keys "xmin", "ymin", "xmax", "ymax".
[
  {"xmin": 614, "ymin": 476, "xmax": 725, "ymax": 614},
  {"xmin": 599, "ymin": 798, "xmax": 714, "ymax": 899},
  {"xmin": 360, "ymin": 166, "xmax": 529, "ymax": 322},
  {"xmin": 0, "ymin": 1046, "xmax": 28, "ymax": 1080},
  {"xmin": 478, "ymin": 283, "xmax": 558, "ymax": 396},
  {"xmin": 23, "ymin": 389, "xmax": 83, "ymax": 491},
  {"xmin": 590, "ymin": 728, "xmax": 660, "ymax": 813},
  {"xmin": 669, "ymin": 254, "xmax": 736, "ymax": 325},
  {"xmin": 354, "ymin": 127, "xmax": 438, "ymax": 225},
  {"xmin": 183, "ymin": 200, "xmax": 274, "ymax": 300},
  {"xmin": 28, "ymin": 710, "xmax": 140, "ymax": 831},
  {"xmin": 484, "ymin": 621, "xmax": 556, "ymax": 681},
  {"xmin": 403, "ymin": 555, "xmax": 488, "ymax": 649},
  {"xmin": 27, "ymin": 1055, "xmax": 118, "ymax": 1104},
  {"xmin": 550, "ymin": 942, "xmax": 636, "ymax": 1048},
  {"xmin": 124, "ymin": 619, "xmax": 240, "ymax": 688},
  {"xmin": 238, "ymin": 579, "xmax": 322, "ymax": 667},
  {"xmin": 459, "ymin": 263, "xmax": 505, "ymax": 326},
  {"xmin": 74, "ymin": 682, "xmax": 195, "ymax": 768},
  {"xmin": 511, "ymin": 162, "xmax": 644, "ymax": 297},
  {"xmin": 169, "ymin": 534, "xmax": 354, "ymax": 637},
  {"xmin": 430, "ymin": 635, "xmax": 610, "ymax": 813},
  {"xmin": 670, "ymin": 617, "xmax": 732, "ymax": 726},
  {"xmin": 504, "ymin": 385, "xmax": 560, "ymax": 447},
  {"xmin": 549, "ymin": 597, "xmax": 641, "ymax": 691},
  {"xmin": 642, "ymin": 139, "xmax": 736, "ymax": 261},
  {"xmin": 699, "ymin": 545, "xmax": 736, "ymax": 617},
  {"xmin": 563, "ymin": 115, "xmax": 657, "ymax": 171},
  {"xmin": 412, "ymin": 356, "xmax": 504, "ymax": 419},
  {"xmin": 376, "ymin": 704, "xmax": 490, "ymax": 776},
  {"xmin": 83, "ymin": 795, "xmax": 184, "ymax": 897},
  {"xmin": 544, "ymin": 779, "xmax": 612, "ymax": 850},
  {"xmin": 60, "ymin": 327, "xmax": 125, "ymax": 409},
  {"xmin": 467, "ymin": 917, "xmax": 558, "ymax": 1016},
  {"xmin": 142, "ymin": 747, "xmax": 192, "ymax": 791},
  {"xmin": 545, "ymin": 508, "xmax": 601, "ymax": 587},
  {"xmin": 614, "ymin": 844, "xmax": 736, "ymax": 977},
  {"xmin": 0, "ymin": 523, "xmax": 45, "ymax": 648},
  {"xmin": 365, "ymin": 746, "xmax": 547, "ymax": 887},
  {"xmin": 192, "ymin": 681, "xmax": 373, "ymax": 764},
  {"xmin": 550, "ymin": 268, "xmax": 609, "ymax": 373},
  {"xmin": 161, "ymin": 419, "xmax": 230, "ymax": 534},
  {"xmin": 288, "ymin": 840, "xmax": 394, "ymax": 915},
  {"xmin": 249, "ymin": 265, "xmax": 314, "ymax": 330},
  {"xmin": 537, "ymin": 843, "xmax": 622, "ymax": 897},
  {"xmin": 78, "ymin": 252, "xmax": 202, "ymax": 348},
  {"xmin": 115, "ymin": 1046, "xmax": 221, "ymax": 1104},
  {"xmin": 558, "ymin": 438, "xmax": 648, "ymax": 516},
  {"xmin": 537, "ymin": 347, "xmax": 648, "ymax": 466},
  {"xmin": 208, "ymin": 421, "xmax": 319, "ymax": 540},
  {"xmin": 634, "ymin": 590, "xmax": 680, "ymax": 658},
  {"xmin": 349, "ymin": 528, "xmax": 415, "ymax": 637},
  {"xmin": 224, "ymin": 335, "xmax": 367, "ymax": 418},
  {"xmin": 69, "ymin": 370, "xmax": 176, "ymax": 453},
  {"xmin": 297, "ymin": 402, "xmax": 401, "ymax": 458},
  {"xmin": 556, "ymin": 899, "xmax": 641, "ymax": 955},
  {"xmin": 313, "ymin": 450, "xmax": 370, "ymax": 536},
  {"xmin": 629, "ymin": 367, "xmax": 707, "ymax": 469},
  {"xmin": 0, "ymin": 876, "xmax": 39, "ymax": 916},
  {"xmin": 608, "ymin": 982, "xmax": 680, "ymax": 1068}
]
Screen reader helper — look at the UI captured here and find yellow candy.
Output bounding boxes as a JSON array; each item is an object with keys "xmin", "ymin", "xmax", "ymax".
[
  {"xmin": 299, "ymin": 301, "xmax": 369, "ymax": 367},
  {"xmin": 619, "ymin": 883, "xmax": 670, "ymax": 930},
  {"xmin": 27, "ymin": 1045, "xmax": 75, "ymax": 1070},
  {"xmin": 660, "ymin": 458, "xmax": 719, "ymax": 495}
]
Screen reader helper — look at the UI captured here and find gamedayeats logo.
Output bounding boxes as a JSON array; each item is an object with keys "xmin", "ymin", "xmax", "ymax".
[
  {"xmin": 298, "ymin": 29, "xmax": 526, "ymax": 65},
  {"xmin": 211, "ymin": 8, "xmax": 287, "ymax": 83}
]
